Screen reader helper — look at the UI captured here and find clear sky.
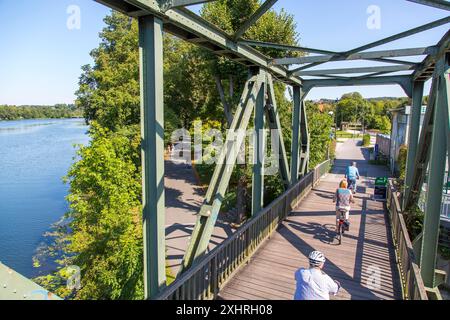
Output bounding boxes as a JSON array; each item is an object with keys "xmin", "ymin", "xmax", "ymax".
[{"xmin": 0, "ymin": 0, "xmax": 448, "ymax": 105}]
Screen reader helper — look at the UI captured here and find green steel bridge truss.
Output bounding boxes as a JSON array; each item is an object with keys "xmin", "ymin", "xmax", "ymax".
[{"xmin": 93, "ymin": 0, "xmax": 450, "ymax": 299}]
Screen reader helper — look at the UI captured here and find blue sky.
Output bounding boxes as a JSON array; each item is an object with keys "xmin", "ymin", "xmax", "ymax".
[{"xmin": 0, "ymin": 0, "xmax": 448, "ymax": 105}]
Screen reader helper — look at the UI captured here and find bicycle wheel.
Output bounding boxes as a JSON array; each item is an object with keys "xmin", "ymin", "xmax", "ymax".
[{"xmin": 338, "ymin": 224, "xmax": 342, "ymax": 245}]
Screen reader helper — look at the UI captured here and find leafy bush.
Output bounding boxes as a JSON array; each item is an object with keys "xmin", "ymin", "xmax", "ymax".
[
  {"xmin": 329, "ymin": 139, "xmax": 337, "ymax": 160},
  {"xmin": 362, "ymin": 134, "xmax": 371, "ymax": 146},
  {"xmin": 405, "ymin": 205, "xmax": 424, "ymax": 240},
  {"xmin": 397, "ymin": 144, "xmax": 408, "ymax": 181}
]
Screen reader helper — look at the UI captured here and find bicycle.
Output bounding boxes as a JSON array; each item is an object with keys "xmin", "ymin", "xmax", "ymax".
[{"xmin": 336, "ymin": 209, "xmax": 350, "ymax": 245}]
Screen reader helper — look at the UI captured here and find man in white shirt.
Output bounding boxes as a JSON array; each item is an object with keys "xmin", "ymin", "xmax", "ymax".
[{"xmin": 294, "ymin": 251, "xmax": 340, "ymax": 300}]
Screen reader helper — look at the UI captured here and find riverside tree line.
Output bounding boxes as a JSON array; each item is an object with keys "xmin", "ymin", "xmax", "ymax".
[{"xmin": 0, "ymin": 104, "xmax": 82, "ymax": 120}]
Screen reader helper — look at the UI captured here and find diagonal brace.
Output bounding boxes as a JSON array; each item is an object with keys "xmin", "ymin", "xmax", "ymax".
[
  {"xmin": 181, "ymin": 70, "xmax": 264, "ymax": 270},
  {"xmin": 265, "ymin": 74, "xmax": 291, "ymax": 189}
]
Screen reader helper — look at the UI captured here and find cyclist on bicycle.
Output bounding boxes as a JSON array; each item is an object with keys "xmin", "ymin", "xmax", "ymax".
[
  {"xmin": 345, "ymin": 161, "xmax": 360, "ymax": 194},
  {"xmin": 333, "ymin": 180, "xmax": 354, "ymax": 232},
  {"xmin": 294, "ymin": 251, "xmax": 340, "ymax": 300}
]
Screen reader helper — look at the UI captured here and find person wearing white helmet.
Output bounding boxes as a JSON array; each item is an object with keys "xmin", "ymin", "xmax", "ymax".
[{"xmin": 294, "ymin": 251, "xmax": 341, "ymax": 300}]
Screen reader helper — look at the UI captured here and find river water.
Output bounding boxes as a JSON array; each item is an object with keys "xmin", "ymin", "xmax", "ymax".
[{"xmin": 0, "ymin": 118, "xmax": 89, "ymax": 277}]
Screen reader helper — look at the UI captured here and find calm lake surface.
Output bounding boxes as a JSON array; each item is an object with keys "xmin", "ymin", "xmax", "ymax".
[{"xmin": 0, "ymin": 118, "xmax": 89, "ymax": 277}]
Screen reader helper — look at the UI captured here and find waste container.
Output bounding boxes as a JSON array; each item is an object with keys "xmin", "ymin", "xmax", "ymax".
[{"xmin": 374, "ymin": 177, "xmax": 388, "ymax": 200}]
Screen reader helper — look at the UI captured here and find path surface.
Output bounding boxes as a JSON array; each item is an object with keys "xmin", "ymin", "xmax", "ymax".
[
  {"xmin": 218, "ymin": 139, "xmax": 402, "ymax": 300},
  {"xmin": 165, "ymin": 158, "xmax": 233, "ymax": 276}
]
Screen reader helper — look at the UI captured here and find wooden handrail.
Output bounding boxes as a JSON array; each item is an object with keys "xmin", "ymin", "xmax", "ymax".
[
  {"xmin": 155, "ymin": 159, "xmax": 331, "ymax": 300},
  {"xmin": 386, "ymin": 180, "xmax": 428, "ymax": 300}
]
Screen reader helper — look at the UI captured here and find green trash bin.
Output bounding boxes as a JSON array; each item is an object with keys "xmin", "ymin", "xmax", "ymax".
[{"xmin": 374, "ymin": 177, "xmax": 388, "ymax": 200}]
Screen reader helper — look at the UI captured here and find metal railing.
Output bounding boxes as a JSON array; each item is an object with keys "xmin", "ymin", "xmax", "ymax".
[
  {"xmin": 386, "ymin": 181, "xmax": 428, "ymax": 300},
  {"xmin": 156, "ymin": 159, "xmax": 332, "ymax": 300},
  {"xmin": 417, "ymin": 182, "xmax": 450, "ymax": 221}
]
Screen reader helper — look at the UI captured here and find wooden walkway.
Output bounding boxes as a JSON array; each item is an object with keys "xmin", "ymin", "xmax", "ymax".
[{"xmin": 218, "ymin": 140, "xmax": 402, "ymax": 300}]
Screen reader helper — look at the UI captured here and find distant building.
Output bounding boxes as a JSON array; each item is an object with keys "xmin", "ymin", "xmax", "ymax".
[
  {"xmin": 340, "ymin": 121, "xmax": 362, "ymax": 131},
  {"xmin": 376, "ymin": 105, "xmax": 426, "ymax": 175}
]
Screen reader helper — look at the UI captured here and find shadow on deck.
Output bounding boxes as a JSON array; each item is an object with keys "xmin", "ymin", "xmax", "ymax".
[{"xmin": 218, "ymin": 141, "xmax": 402, "ymax": 300}]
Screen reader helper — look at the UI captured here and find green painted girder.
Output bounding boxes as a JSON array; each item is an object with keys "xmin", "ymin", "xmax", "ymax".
[
  {"xmin": 139, "ymin": 15, "xmax": 166, "ymax": 299},
  {"xmin": 182, "ymin": 70, "xmax": 265, "ymax": 270},
  {"xmin": 299, "ymin": 100, "xmax": 310, "ymax": 176},
  {"xmin": 302, "ymin": 75, "xmax": 413, "ymax": 98},
  {"xmin": 265, "ymin": 74, "xmax": 291, "ymax": 189},
  {"xmin": 291, "ymin": 16, "xmax": 450, "ymax": 73},
  {"xmin": 162, "ymin": 0, "xmax": 218, "ymax": 10},
  {"xmin": 420, "ymin": 57, "xmax": 450, "ymax": 288},
  {"xmin": 295, "ymin": 65, "xmax": 413, "ymax": 77},
  {"xmin": 405, "ymin": 76, "xmax": 439, "ymax": 209},
  {"xmin": 290, "ymin": 86, "xmax": 302, "ymax": 184},
  {"xmin": 98, "ymin": 0, "xmax": 302, "ymax": 86},
  {"xmin": 414, "ymin": 30, "xmax": 450, "ymax": 81},
  {"xmin": 403, "ymin": 80, "xmax": 425, "ymax": 210},
  {"xmin": 346, "ymin": 16, "xmax": 450, "ymax": 56},
  {"xmin": 240, "ymin": 39, "xmax": 337, "ymax": 55},
  {"xmin": 407, "ymin": 0, "xmax": 450, "ymax": 11},
  {"xmin": 273, "ymin": 47, "xmax": 435, "ymax": 66},
  {"xmin": 251, "ymin": 69, "xmax": 267, "ymax": 216},
  {"xmin": 232, "ymin": 0, "xmax": 278, "ymax": 40}
]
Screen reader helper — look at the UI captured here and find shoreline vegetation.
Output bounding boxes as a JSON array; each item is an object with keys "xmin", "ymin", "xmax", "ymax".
[{"xmin": 0, "ymin": 104, "xmax": 83, "ymax": 121}]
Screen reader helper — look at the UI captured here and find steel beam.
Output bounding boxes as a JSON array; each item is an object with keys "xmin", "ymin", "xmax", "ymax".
[
  {"xmin": 99, "ymin": 0, "xmax": 303, "ymax": 86},
  {"xmin": 299, "ymin": 100, "xmax": 309, "ymax": 176},
  {"xmin": 405, "ymin": 77, "xmax": 438, "ymax": 209},
  {"xmin": 420, "ymin": 58, "xmax": 449, "ymax": 288},
  {"xmin": 139, "ymin": 15, "xmax": 166, "ymax": 299},
  {"xmin": 295, "ymin": 65, "xmax": 413, "ymax": 77},
  {"xmin": 182, "ymin": 71, "xmax": 264, "ymax": 270},
  {"xmin": 414, "ymin": 30, "xmax": 450, "ymax": 81},
  {"xmin": 403, "ymin": 81, "xmax": 425, "ymax": 209},
  {"xmin": 407, "ymin": 0, "xmax": 450, "ymax": 11},
  {"xmin": 291, "ymin": 86, "xmax": 302, "ymax": 183},
  {"xmin": 272, "ymin": 47, "xmax": 434, "ymax": 65},
  {"xmin": 166, "ymin": 0, "xmax": 218, "ymax": 9},
  {"xmin": 302, "ymin": 75, "xmax": 413, "ymax": 98},
  {"xmin": 346, "ymin": 16, "xmax": 450, "ymax": 56},
  {"xmin": 367, "ymin": 57, "xmax": 419, "ymax": 66},
  {"xmin": 266, "ymin": 74, "xmax": 291, "ymax": 189},
  {"xmin": 293, "ymin": 16, "xmax": 450, "ymax": 72},
  {"xmin": 233, "ymin": 0, "xmax": 278, "ymax": 40},
  {"xmin": 239, "ymin": 39, "xmax": 337, "ymax": 55},
  {"xmin": 252, "ymin": 70, "xmax": 267, "ymax": 216}
]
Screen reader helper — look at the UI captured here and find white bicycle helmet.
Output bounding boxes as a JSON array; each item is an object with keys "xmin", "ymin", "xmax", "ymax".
[{"xmin": 309, "ymin": 251, "xmax": 326, "ymax": 267}]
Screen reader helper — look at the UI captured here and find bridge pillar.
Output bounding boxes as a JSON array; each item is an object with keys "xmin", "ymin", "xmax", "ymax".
[
  {"xmin": 420, "ymin": 56, "xmax": 449, "ymax": 290},
  {"xmin": 403, "ymin": 81, "xmax": 424, "ymax": 210},
  {"xmin": 139, "ymin": 15, "xmax": 166, "ymax": 299}
]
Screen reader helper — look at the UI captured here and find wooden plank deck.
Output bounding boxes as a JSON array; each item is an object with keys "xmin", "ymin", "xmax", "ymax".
[{"xmin": 218, "ymin": 140, "xmax": 402, "ymax": 300}]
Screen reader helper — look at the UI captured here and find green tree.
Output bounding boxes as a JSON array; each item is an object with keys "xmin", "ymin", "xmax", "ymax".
[
  {"xmin": 306, "ymin": 101, "xmax": 333, "ymax": 168},
  {"xmin": 200, "ymin": 0, "xmax": 300, "ymax": 222},
  {"xmin": 35, "ymin": 123, "xmax": 143, "ymax": 300}
]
